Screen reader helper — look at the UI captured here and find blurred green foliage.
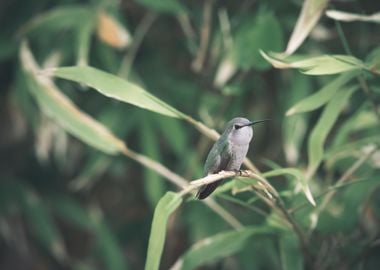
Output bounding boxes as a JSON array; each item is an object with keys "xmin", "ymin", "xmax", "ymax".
[{"xmin": 1, "ymin": 0, "xmax": 380, "ymax": 270}]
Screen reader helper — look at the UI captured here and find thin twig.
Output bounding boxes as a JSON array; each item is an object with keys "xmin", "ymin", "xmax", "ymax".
[
  {"xmin": 218, "ymin": 8, "xmax": 233, "ymax": 50},
  {"xmin": 118, "ymin": 12, "xmax": 157, "ymax": 77},
  {"xmin": 203, "ymin": 198, "xmax": 243, "ymax": 229},
  {"xmin": 289, "ymin": 178, "xmax": 379, "ymax": 214},
  {"xmin": 192, "ymin": 0, "xmax": 213, "ymax": 72},
  {"xmin": 121, "ymin": 146, "xmax": 243, "ymax": 229},
  {"xmin": 178, "ymin": 169, "xmax": 311, "ymax": 259},
  {"xmin": 177, "ymin": 13, "xmax": 197, "ymax": 54},
  {"xmin": 316, "ymin": 146, "xmax": 377, "ymax": 214},
  {"xmin": 335, "ymin": 20, "xmax": 380, "ymax": 123}
]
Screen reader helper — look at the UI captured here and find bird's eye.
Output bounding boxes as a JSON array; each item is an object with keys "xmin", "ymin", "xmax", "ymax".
[{"xmin": 234, "ymin": 124, "xmax": 241, "ymax": 129}]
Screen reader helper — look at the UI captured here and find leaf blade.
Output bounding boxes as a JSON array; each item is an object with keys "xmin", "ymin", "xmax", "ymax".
[
  {"xmin": 306, "ymin": 85, "xmax": 358, "ymax": 177},
  {"xmin": 263, "ymin": 168, "xmax": 316, "ymax": 206},
  {"xmin": 47, "ymin": 66, "xmax": 182, "ymax": 118},
  {"xmin": 20, "ymin": 42, "xmax": 126, "ymax": 154},
  {"xmin": 145, "ymin": 192, "xmax": 182, "ymax": 270},
  {"xmin": 171, "ymin": 227, "xmax": 269, "ymax": 270},
  {"xmin": 286, "ymin": 71, "xmax": 357, "ymax": 116}
]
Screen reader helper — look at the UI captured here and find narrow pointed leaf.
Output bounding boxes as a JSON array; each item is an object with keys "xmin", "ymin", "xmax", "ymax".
[
  {"xmin": 46, "ymin": 66, "xmax": 182, "ymax": 118},
  {"xmin": 21, "ymin": 192, "xmax": 67, "ymax": 261},
  {"xmin": 170, "ymin": 227, "xmax": 269, "ymax": 270},
  {"xmin": 286, "ymin": 72, "xmax": 357, "ymax": 116},
  {"xmin": 279, "ymin": 232, "xmax": 303, "ymax": 270},
  {"xmin": 326, "ymin": 10, "xmax": 380, "ymax": 23},
  {"xmin": 307, "ymin": 86, "xmax": 358, "ymax": 177},
  {"xmin": 263, "ymin": 168, "xmax": 316, "ymax": 206},
  {"xmin": 145, "ymin": 192, "xmax": 182, "ymax": 270},
  {"xmin": 20, "ymin": 42, "xmax": 126, "ymax": 154},
  {"xmin": 285, "ymin": 0, "xmax": 329, "ymax": 54},
  {"xmin": 96, "ymin": 11, "xmax": 132, "ymax": 49},
  {"xmin": 261, "ymin": 51, "xmax": 363, "ymax": 75},
  {"xmin": 94, "ymin": 221, "xmax": 129, "ymax": 270},
  {"xmin": 76, "ymin": 14, "xmax": 96, "ymax": 66},
  {"xmin": 18, "ymin": 5, "xmax": 92, "ymax": 36},
  {"xmin": 136, "ymin": 0, "xmax": 186, "ymax": 14},
  {"xmin": 140, "ymin": 117, "xmax": 166, "ymax": 207}
]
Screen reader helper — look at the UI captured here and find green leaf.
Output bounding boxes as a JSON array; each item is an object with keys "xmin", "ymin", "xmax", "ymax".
[
  {"xmin": 326, "ymin": 10, "xmax": 380, "ymax": 23},
  {"xmin": 233, "ymin": 12, "xmax": 284, "ymax": 70},
  {"xmin": 286, "ymin": 72, "xmax": 357, "ymax": 116},
  {"xmin": 50, "ymin": 196, "xmax": 93, "ymax": 230},
  {"xmin": 332, "ymin": 108, "xmax": 378, "ymax": 147},
  {"xmin": 145, "ymin": 192, "xmax": 182, "ymax": 270},
  {"xmin": 154, "ymin": 116, "xmax": 187, "ymax": 156},
  {"xmin": 20, "ymin": 42, "xmax": 126, "ymax": 155},
  {"xmin": 18, "ymin": 5, "xmax": 92, "ymax": 36},
  {"xmin": 75, "ymin": 14, "xmax": 96, "ymax": 66},
  {"xmin": 21, "ymin": 191, "xmax": 66, "ymax": 261},
  {"xmin": 285, "ymin": 0, "xmax": 329, "ymax": 54},
  {"xmin": 171, "ymin": 227, "xmax": 269, "ymax": 270},
  {"xmin": 307, "ymin": 85, "xmax": 358, "ymax": 177},
  {"xmin": 279, "ymin": 232, "xmax": 303, "ymax": 270},
  {"xmin": 94, "ymin": 220, "xmax": 129, "ymax": 270},
  {"xmin": 0, "ymin": 181, "xmax": 66, "ymax": 261},
  {"xmin": 261, "ymin": 51, "xmax": 364, "ymax": 75},
  {"xmin": 135, "ymin": 0, "xmax": 186, "ymax": 14},
  {"xmin": 140, "ymin": 117, "xmax": 166, "ymax": 207},
  {"xmin": 263, "ymin": 168, "xmax": 316, "ymax": 206},
  {"xmin": 51, "ymin": 196, "xmax": 129, "ymax": 270},
  {"xmin": 282, "ymin": 74, "xmax": 311, "ymax": 164},
  {"xmin": 46, "ymin": 66, "xmax": 183, "ymax": 118},
  {"xmin": 326, "ymin": 135, "xmax": 380, "ymax": 168}
]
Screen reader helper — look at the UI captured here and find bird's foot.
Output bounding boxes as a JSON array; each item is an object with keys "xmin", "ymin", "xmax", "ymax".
[{"xmin": 233, "ymin": 169, "xmax": 243, "ymax": 176}]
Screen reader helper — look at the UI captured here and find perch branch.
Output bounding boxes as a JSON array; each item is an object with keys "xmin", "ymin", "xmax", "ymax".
[{"xmin": 121, "ymin": 147, "xmax": 242, "ymax": 229}]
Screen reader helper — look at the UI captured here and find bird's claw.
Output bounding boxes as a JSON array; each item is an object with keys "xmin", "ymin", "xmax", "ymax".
[{"xmin": 233, "ymin": 169, "xmax": 243, "ymax": 176}]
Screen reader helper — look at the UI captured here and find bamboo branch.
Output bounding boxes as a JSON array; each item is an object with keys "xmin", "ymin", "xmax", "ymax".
[
  {"xmin": 179, "ymin": 169, "xmax": 311, "ymax": 260},
  {"xmin": 121, "ymin": 146, "xmax": 243, "ymax": 229},
  {"xmin": 192, "ymin": 0, "xmax": 213, "ymax": 72},
  {"xmin": 316, "ymin": 146, "xmax": 377, "ymax": 215},
  {"xmin": 118, "ymin": 12, "xmax": 157, "ymax": 77}
]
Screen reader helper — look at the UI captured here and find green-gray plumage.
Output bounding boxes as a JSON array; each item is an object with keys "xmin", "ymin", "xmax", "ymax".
[{"xmin": 196, "ymin": 117, "xmax": 268, "ymax": 199}]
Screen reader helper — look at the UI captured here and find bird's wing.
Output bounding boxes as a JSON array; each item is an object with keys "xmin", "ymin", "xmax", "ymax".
[
  {"xmin": 203, "ymin": 140, "xmax": 231, "ymax": 175},
  {"xmin": 197, "ymin": 141, "xmax": 231, "ymax": 199}
]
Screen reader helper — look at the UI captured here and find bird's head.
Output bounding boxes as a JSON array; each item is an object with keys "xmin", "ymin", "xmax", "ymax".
[{"xmin": 224, "ymin": 117, "xmax": 269, "ymax": 145}]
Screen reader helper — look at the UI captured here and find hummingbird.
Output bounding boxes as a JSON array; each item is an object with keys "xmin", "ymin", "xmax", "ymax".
[{"xmin": 196, "ymin": 117, "xmax": 269, "ymax": 200}]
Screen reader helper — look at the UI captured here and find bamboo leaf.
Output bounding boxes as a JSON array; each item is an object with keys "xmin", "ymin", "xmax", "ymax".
[
  {"xmin": 261, "ymin": 51, "xmax": 364, "ymax": 75},
  {"xmin": 136, "ymin": 0, "xmax": 186, "ymax": 14},
  {"xmin": 94, "ymin": 220, "xmax": 129, "ymax": 270},
  {"xmin": 332, "ymin": 108, "xmax": 378, "ymax": 147},
  {"xmin": 140, "ymin": 117, "xmax": 166, "ymax": 207},
  {"xmin": 307, "ymin": 86, "xmax": 358, "ymax": 177},
  {"xmin": 263, "ymin": 168, "xmax": 316, "ymax": 206},
  {"xmin": 96, "ymin": 11, "xmax": 132, "ymax": 49},
  {"xmin": 50, "ymin": 196, "xmax": 93, "ymax": 230},
  {"xmin": 20, "ymin": 42, "xmax": 126, "ymax": 154},
  {"xmin": 45, "ymin": 66, "xmax": 183, "ymax": 118},
  {"xmin": 326, "ymin": 10, "xmax": 380, "ymax": 23},
  {"xmin": 286, "ymin": 72, "xmax": 357, "ymax": 116},
  {"xmin": 21, "ymin": 191, "xmax": 66, "ymax": 261},
  {"xmin": 76, "ymin": 14, "xmax": 96, "ymax": 66},
  {"xmin": 233, "ymin": 12, "xmax": 284, "ymax": 70},
  {"xmin": 18, "ymin": 5, "xmax": 92, "ymax": 36},
  {"xmin": 145, "ymin": 192, "xmax": 182, "ymax": 270},
  {"xmin": 170, "ymin": 227, "xmax": 269, "ymax": 270},
  {"xmin": 279, "ymin": 232, "xmax": 303, "ymax": 270},
  {"xmin": 285, "ymin": 0, "xmax": 329, "ymax": 54}
]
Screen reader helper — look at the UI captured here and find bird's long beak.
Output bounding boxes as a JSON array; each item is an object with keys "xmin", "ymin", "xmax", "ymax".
[{"xmin": 243, "ymin": 119, "xmax": 270, "ymax": 127}]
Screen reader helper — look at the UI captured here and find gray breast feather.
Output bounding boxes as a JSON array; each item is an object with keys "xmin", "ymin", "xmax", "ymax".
[{"xmin": 225, "ymin": 144, "xmax": 249, "ymax": 171}]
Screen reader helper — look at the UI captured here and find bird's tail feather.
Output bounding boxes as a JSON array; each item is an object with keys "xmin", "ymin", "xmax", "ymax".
[{"xmin": 196, "ymin": 181, "xmax": 221, "ymax": 200}]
